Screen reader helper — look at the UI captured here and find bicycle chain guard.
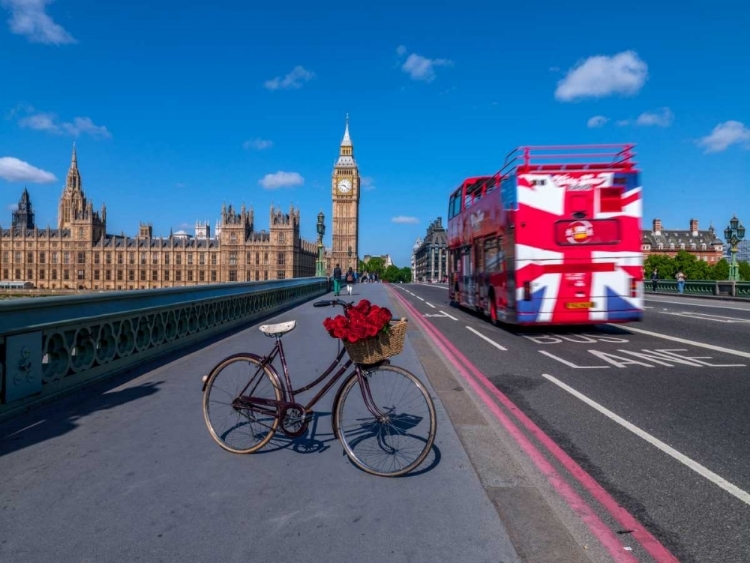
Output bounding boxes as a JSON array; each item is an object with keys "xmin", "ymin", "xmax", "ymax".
[{"xmin": 279, "ymin": 403, "xmax": 310, "ymax": 438}]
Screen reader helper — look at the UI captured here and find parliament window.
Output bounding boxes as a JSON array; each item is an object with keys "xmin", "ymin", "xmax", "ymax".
[
  {"xmin": 117, "ymin": 270, "xmax": 123, "ymax": 281},
  {"xmin": 229, "ymin": 252, "xmax": 238, "ymax": 266},
  {"xmin": 129, "ymin": 252, "xmax": 135, "ymax": 265},
  {"xmin": 128, "ymin": 271, "xmax": 135, "ymax": 281},
  {"xmin": 277, "ymin": 252, "xmax": 285, "ymax": 266},
  {"xmin": 94, "ymin": 270, "xmax": 100, "ymax": 280},
  {"xmin": 164, "ymin": 253, "xmax": 170, "ymax": 265},
  {"xmin": 164, "ymin": 271, "xmax": 169, "ymax": 281},
  {"xmin": 187, "ymin": 271, "xmax": 193, "ymax": 281},
  {"xmin": 199, "ymin": 270, "xmax": 205, "ymax": 282},
  {"xmin": 15, "ymin": 269, "xmax": 21, "ymax": 279},
  {"xmin": 77, "ymin": 252, "xmax": 85, "ymax": 264},
  {"xmin": 187, "ymin": 253, "xmax": 193, "ymax": 265},
  {"xmin": 39, "ymin": 252, "xmax": 46, "ymax": 264},
  {"xmin": 3, "ymin": 269, "xmax": 9, "ymax": 279},
  {"xmin": 277, "ymin": 271, "xmax": 285, "ymax": 280},
  {"xmin": 28, "ymin": 269, "xmax": 34, "ymax": 280},
  {"xmin": 117, "ymin": 253, "xmax": 123, "ymax": 264},
  {"xmin": 140, "ymin": 270, "xmax": 146, "ymax": 281},
  {"xmin": 211, "ymin": 270, "xmax": 217, "ymax": 281},
  {"xmin": 27, "ymin": 251, "xmax": 33, "ymax": 263},
  {"xmin": 176, "ymin": 271, "xmax": 182, "ymax": 281},
  {"xmin": 107, "ymin": 252, "xmax": 113, "ymax": 264},
  {"xmin": 176, "ymin": 254, "xmax": 182, "ymax": 265},
  {"xmin": 63, "ymin": 270, "xmax": 70, "ymax": 280},
  {"xmin": 199, "ymin": 252, "xmax": 205, "ymax": 265},
  {"xmin": 51, "ymin": 270, "xmax": 57, "ymax": 280},
  {"xmin": 153, "ymin": 254, "xmax": 159, "ymax": 265},
  {"xmin": 106, "ymin": 270, "xmax": 112, "ymax": 281},
  {"xmin": 77, "ymin": 270, "xmax": 85, "ymax": 280},
  {"xmin": 211, "ymin": 254, "xmax": 217, "ymax": 265},
  {"xmin": 152, "ymin": 270, "xmax": 158, "ymax": 281},
  {"xmin": 39, "ymin": 270, "xmax": 45, "ymax": 279},
  {"xmin": 95, "ymin": 253, "xmax": 100, "ymax": 264},
  {"xmin": 63, "ymin": 252, "xmax": 70, "ymax": 264},
  {"xmin": 140, "ymin": 253, "xmax": 146, "ymax": 265}
]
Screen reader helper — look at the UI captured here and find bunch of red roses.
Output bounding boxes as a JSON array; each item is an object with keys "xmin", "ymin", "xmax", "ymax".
[{"xmin": 323, "ymin": 299, "xmax": 393, "ymax": 344}]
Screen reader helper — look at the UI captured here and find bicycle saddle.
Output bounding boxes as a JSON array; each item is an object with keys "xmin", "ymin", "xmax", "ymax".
[{"xmin": 259, "ymin": 320, "xmax": 296, "ymax": 336}]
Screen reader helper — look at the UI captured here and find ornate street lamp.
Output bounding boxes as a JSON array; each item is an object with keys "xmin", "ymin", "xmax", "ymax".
[
  {"xmin": 724, "ymin": 215, "xmax": 746, "ymax": 282},
  {"xmin": 315, "ymin": 212, "xmax": 326, "ymax": 278}
]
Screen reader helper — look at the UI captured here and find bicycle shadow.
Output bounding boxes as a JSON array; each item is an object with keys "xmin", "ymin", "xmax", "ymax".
[{"xmin": 256, "ymin": 411, "xmax": 442, "ymax": 477}]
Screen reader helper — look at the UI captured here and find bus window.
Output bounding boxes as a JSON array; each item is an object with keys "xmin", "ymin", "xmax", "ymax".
[{"xmin": 484, "ymin": 237, "xmax": 501, "ymax": 273}]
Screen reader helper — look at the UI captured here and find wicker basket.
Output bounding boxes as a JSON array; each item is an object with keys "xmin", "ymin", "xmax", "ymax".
[{"xmin": 343, "ymin": 318, "xmax": 408, "ymax": 365}]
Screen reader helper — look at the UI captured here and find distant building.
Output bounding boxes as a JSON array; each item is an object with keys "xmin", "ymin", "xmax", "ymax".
[
  {"xmin": 725, "ymin": 239, "xmax": 750, "ymax": 262},
  {"xmin": 641, "ymin": 218, "xmax": 724, "ymax": 264},
  {"xmin": 410, "ymin": 237, "xmax": 422, "ymax": 282},
  {"xmin": 0, "ymin": 145, "xmax": 318, "ymax": 290},
  {"xmin": 413, "ymin": 217, "xmax": 447, "ymax": 282}
]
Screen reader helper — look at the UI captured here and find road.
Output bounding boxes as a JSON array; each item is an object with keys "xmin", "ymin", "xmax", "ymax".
[{"xmin": 392, "ymin": 283, "xmax": 750, "ymax": 563}]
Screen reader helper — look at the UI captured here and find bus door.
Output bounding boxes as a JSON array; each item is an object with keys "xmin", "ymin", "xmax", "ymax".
[
  {"xmin": 473, "ymin": 239, "xmax": 485, "ymax": 308},
  {"xmin": 462, "ymin": 246, "xmax": 474, "ymax": 306}
]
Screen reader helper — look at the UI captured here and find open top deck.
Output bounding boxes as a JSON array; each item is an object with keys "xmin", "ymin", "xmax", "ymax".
[{"xmin": 499, "ymin": 144, "xmax": 637, "ymax": 176}]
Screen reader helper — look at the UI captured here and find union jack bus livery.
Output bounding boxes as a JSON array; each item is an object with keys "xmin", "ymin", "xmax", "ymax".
[{"xmin": 447, "ymin": 145, "xmax": 643, "ymax": 326}]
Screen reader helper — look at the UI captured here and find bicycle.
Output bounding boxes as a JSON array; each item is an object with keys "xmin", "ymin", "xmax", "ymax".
[{"xmin": 201, "ymin": 298, "xmax": 437, "ymax": 477}]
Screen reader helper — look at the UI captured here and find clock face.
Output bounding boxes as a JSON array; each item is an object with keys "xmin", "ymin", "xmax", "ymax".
[{"xmin": 337, "ymin": 179, "xmax": 352, "ymax": 193}]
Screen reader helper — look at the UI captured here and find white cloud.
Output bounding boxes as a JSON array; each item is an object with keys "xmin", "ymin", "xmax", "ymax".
[
  {"xmin": 616, "ymin": 120, "xmax": 630, "ymax": 127},
  {"xmin": 636, "ymin": 107, "xmax": 674, "ymax": 127},
  {"xmin": 697, "ymin": 121, "xmax": 750, "ymax": 153},
  {"xmin": 264, "ymin": 66, "xmax": 315, "ymax": 90},
  {"xmin": 587, "ymin": 115, "xmax": 609, "ymax": 128},
  {"xmin": 8, "ymin": 203, "xmax": 18, "ymax": 211},
  {"xmin": 259, "ymin": 171, "xmax": 304, "ymax": 190},
  {"xmin": 392, "ymin": 216, "xmax": 419, "ymax": 224},
  {"xmin": 0, "ymin": 156, "xmax": 57, "ymax": 183},
  {"xmin": 397, "ymin": 47, "xmax": 453, "ymax": 82},
  {"xmin": 17, "ymin": 109, "xmax": 111, "ymax": 138},
  {"xmin": 243, "ymin": 138, "xmax": 273, "ymax": 150},
  {"xmin": 360, "ymin": 176, "xmax": 375, "ymax": 191},
  {"xmin": 555, "ymin": 51, "xmax": 648, "ymax": 102},
  {"xmin": 1, "ymin": 0, "xmax": 76, "ymax": 44}
]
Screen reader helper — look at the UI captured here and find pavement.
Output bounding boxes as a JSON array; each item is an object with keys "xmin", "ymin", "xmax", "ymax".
[
  {"xmin": 0, "ymin": 283, "xmax": 522, "ymax": 563},
  {"xmin": 393, "ymin": 283, "xmax": 750, "ymax": 563}
]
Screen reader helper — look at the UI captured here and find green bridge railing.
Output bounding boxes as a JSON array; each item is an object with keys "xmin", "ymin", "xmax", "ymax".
[
  {"xmin": 645, "ymin": 280, "xmax": 750, "ymax": 299},
  {"xmin": 0, "ymin": 278, "xmax": 329, "ymax": 422}
]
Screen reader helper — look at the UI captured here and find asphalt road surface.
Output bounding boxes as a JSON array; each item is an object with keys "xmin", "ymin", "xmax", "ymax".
[{"xmin": 393, "ymin": 283, "xmax": 750, "ymax": 563}]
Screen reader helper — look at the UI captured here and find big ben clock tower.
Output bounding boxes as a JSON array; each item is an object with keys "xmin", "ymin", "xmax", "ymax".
[{"xmin": 331, "ymin": 114, "xmax": 360, "ymax": 273}]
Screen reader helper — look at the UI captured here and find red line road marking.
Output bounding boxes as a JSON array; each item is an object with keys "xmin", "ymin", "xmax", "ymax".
[{"xmin": 389, "ymin": 288, "xmax": 679, "ymax": 563}]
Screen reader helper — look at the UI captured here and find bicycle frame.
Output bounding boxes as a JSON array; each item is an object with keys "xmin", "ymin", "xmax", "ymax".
[{"xmin": 241, "ymin": 335, "xmax": 386, "ymax": 420}]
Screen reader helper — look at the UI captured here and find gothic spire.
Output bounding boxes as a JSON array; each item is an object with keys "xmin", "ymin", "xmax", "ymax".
[
  {"xmin": 66, "ymin": 142, "xmax": 82, "ymax": 193},
  {"xmin": 71, "ymin": 142, "xmax": 77, "ymax": 168},
  {"xmin": 341, "ymin": 113, "xmax": 352, "ymax": 147}
]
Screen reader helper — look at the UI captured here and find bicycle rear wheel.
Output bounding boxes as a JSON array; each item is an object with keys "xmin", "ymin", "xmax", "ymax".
[
  {"xmin": 334, "ymin": 364, "xmax": 436, "ymax": 477},
  {"xmin": 203, "ymin": 353, "xmax": 282, "ymax": 454}
]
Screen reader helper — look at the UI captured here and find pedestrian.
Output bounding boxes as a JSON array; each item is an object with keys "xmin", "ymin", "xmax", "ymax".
[
  {"xmin": 676, "ymin": 270, "xmax": 686, "ymax": 294},
  {"xmin": 345, "ymin": 267, "xmax": 354, "ymax": 295},
  {"xmin": 332, "ymin": 263, "xmax": 342, "ymax": 296},
  {"xmin": 651, "ymin": 268, "xmax": 658, "ymax": 293}
]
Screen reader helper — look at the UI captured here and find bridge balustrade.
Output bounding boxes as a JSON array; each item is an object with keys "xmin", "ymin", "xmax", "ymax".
[{"xmin": 0, "ymin": 278, "xmax": 329, "ymax": 422}]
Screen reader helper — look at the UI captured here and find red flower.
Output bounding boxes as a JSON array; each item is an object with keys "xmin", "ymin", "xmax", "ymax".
[{"xmin": 322, "ymin": 299, "xmax": 394, "ymax": 344}]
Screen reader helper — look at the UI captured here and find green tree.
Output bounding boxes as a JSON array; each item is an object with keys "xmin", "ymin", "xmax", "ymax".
[
  {"xmin": 398, "ymin": 267, "xmax": 412, "ymax": 283},
  {"xmin": 381, "ymin": 264, "xmax": 401, "ymax": 282},
  {"xmin": 363, "ymin": 256, "xmax": 385, "ymax": 277},
  {"xmin": 711, "ymin": 258, "xmax": 730, "ymax": 280},
  {"xmin": 645, "ymin": 254, "xmax": 676, "ymax": 280},
  {"xmin": 737, "ymin": 260, "xmax": 750, "ymax": 281}
]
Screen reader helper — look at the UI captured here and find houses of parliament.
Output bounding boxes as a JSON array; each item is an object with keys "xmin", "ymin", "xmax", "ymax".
[{"xmin": 0, "ymin": 119, "xmax": 362, "ymax": 291}]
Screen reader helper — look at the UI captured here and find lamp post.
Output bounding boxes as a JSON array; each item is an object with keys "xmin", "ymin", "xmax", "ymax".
[
  {"xmin": 724, "ymin": 215, "xmax": 746, "ymax": 282},
  {"xmin": 316, "ymin": 212, "xmax": 325, "ymax": 278}
]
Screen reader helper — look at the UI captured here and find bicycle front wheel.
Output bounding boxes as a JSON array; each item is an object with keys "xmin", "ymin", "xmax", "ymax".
[
  {"xmin": 203, "ymin": 353, "xmax": 282, "ymax": 454},
  {"xmin": 334, "ymin": 364, "xmax": 437, "ymax": 477}
]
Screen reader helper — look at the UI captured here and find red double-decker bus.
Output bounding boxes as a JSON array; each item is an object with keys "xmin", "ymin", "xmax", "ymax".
[{"xmin": 447, "ymin": 145, "xmax": 643, "ymax": 326}]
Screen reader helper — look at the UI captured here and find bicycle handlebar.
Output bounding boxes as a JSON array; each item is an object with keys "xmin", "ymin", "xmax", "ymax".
[{"xmin": 313, "ymin": 299, "xmax": 353, "ymax": 310}]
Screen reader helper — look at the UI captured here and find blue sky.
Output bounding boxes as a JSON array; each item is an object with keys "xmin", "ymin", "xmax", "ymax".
[{"xmin": 1, "ymin": 0, "xmax": 748, "ymax": 268}]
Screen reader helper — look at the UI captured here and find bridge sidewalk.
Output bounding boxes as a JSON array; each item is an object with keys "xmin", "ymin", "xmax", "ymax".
[{"xmin": 0, "ymin": 283, "xmax": 520, "ymax": 563}]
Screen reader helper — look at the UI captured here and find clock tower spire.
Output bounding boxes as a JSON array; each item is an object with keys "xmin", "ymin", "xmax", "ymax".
[{"xmin": 331, "ymin": 114, "xmax": 360, "ymax": 273}]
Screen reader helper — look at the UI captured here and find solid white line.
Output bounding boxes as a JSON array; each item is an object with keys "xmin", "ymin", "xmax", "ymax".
[
  {"xmin": 466, "ymin": 326, "xmax": 507, "ymax": 351},
  {"xmin": 417, "ymin": 296, "xmax": 425, "ymax": 301},
  {"xmin": 618, "ymin": 325, "xmax": 750, "ymax": 359},
  {"xmin": 439, "ymin": 310, "xmax": 458, "ymax": 321},
  {"xmin": 646, "ymin": 297, "xmax": 750, "ymax": 312},
  {"xmin": 426, "ymin": 302, "xmax": 436, "ymax": 308},
  {"xmin": 542, "ymin": 373, "xmax": 750, "ymax": 507}
]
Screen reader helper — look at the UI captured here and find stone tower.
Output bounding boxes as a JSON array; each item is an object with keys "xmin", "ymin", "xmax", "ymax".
[
  {"xmin": 12, "ymin": 187, "xmax": 35, "ymax": 230},
  {"xmin": 331, "ymin": 114, "xmax": 360, "ymax": 273},
  {"xmin": 57, "ymin": 143, "xmax": 106, "ymax": 242}
]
